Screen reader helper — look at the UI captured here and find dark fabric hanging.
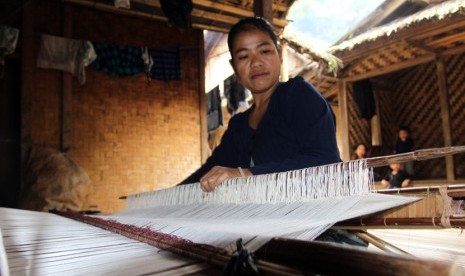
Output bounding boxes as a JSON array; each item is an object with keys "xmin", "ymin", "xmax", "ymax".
[
  {"xmin": 353, "ymin": 79, "xmax": 376, "ymax": 120},
  {"xmin": 160, "ymin": 0, "xmax": 193, "ymax": 30},
  {"xmin": 148, "ymin": 48, "xmax": 182, "ymax": 81},
  {"xmin": 91, "ymin": 42, "xmax": 145, "ymax": 78},
  {"xmin": 224, "ymin": 75, "xmax": 246, "ymax": 115},
  {"xmin": 206, "ymin": 86, "xmax": 223, "ymax": 132}
]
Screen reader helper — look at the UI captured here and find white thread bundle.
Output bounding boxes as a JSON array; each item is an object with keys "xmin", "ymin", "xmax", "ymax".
[{"xmin": 126, "ymin": 159, "xmax": 373, "ymax": 210}]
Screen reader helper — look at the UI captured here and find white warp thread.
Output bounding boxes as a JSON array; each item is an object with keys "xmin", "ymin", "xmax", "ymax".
[
  {"xmin": 126, "ymin": 159, "xmax": 373, "ymax": 210},
  {"xmin": 115, "ymin": 193, "xmax": 418, "ymax": 251}
]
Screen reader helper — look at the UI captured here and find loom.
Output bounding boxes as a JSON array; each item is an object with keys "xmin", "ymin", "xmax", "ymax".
[{"xmin": 1, "ymin": 147, "xmax": 465, "ymax": 275}]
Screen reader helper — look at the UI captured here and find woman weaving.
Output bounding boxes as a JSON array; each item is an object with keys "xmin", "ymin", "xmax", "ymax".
[{"xmin": 180, "ymin": 17, "xmax": 340, "ymax": 192}]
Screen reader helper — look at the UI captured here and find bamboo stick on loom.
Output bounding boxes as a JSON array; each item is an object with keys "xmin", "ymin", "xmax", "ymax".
[
  {"xmin": 336, "ymin": 217, "xmax": 465, "ymax": 228},
  {"xmin": 53, "ymin": 211, "xmax": 302, "ymax": 275},
  {"xmin": 365, "ymin": 146, "xmax": 465, "ymax": 168}
]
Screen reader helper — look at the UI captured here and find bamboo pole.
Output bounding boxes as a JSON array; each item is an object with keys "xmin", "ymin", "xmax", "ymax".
[
  {"xmin": 365, "ymin": 146, "xmax": 465, "ymax": 168},
  {"xmin": 336, "ymin": 217, "xmax": 465, "ymax": 229}
]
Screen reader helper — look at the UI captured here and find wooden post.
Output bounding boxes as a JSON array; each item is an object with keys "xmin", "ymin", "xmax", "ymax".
[
  {"xmin": 280, "ymin": 40, "xmax": 288, "ymax": 82},
  {"xmin": 21, "ymin": 0, "xmax": 35, "ymax": 161},
  {"xmin": 198, "ymin": 30, "xmax": 208, "ymax": 163},
  {"xmin": 62, "ymin": 4, "xmax": 73, "ymax": 152},
  {"xmin": 371, "ymin": 89, "xmax": 382, "ymax": 146},
  {"xmin": 435, "ymin": 58, "xmax": 455, "ymax": 181},
  {"xmin": 253, "ymin": 0, "xmax": 273, "ymax": 23},
  {"xmin": 337, "ymin": 79, "xmax": 350, "ymax": 161}
]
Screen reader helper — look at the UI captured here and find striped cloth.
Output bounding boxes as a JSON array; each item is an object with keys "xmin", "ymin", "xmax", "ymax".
[
  {"xmin": 147, "ymin": 48, "xmax": 182, "ymax": 81},
  {"xmin": 91, "ymin": 42, "xmax": 145, "ymax": 77}
]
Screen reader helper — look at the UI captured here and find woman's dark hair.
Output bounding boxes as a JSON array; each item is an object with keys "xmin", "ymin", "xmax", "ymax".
[
  {"xmin": 227, "ymin": 17, "xmax": 278, "ymax": 55},
  {"xmin": 399, "ymin": 126, "xmax": 410, "ymax": 133}
]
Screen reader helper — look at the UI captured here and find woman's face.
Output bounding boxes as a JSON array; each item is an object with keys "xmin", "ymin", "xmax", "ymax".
[
  {"xmin": 230, "ymin": 29, "xmax": 281, "ymax": 95},
  {"xmin": 355, "ymin": 144, "xmax": 366, "ymax": 158}
]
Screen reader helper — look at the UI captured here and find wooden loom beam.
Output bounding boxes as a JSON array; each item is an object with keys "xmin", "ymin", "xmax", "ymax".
[
  {"xmin": 53, "ymin": 210, "xmax": 302, "ymax": 275},
  {"xmin": 336, "ymin": 217, "xmax": 465, "ymax": 229},
  {"xmin": 255, "ymin": 237, "xmax": 462, "ymax": 276}
]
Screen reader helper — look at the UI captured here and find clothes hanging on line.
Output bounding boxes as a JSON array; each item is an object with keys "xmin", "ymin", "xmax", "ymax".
[
  {"xmin": 0, "ymin": 25, "xmax": 20, "ymax": 78},
  {"xmin": 37, "ymin": 34, "xmax": 96, "ymax": 84},
  {"xmin": 206, "ymin": 86, "xmax": 223, "ymax": 132},
  {"xmin": 224, "ymin": 74, "xmax": 248, "ymax": 116},
  {"xmin": 143, "ymin": 47, "xmax": 182, "ymax": 81},
  {"xmin": 91, "ymin": 42, "xmax": 145, "ymax": 78}
]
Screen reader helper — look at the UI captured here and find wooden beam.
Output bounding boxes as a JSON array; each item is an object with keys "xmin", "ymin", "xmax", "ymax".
[
  {"xmin": 191, "ymin": 8, "xmax": 238, "ymax": 24},
  {"xmin": 371, "ymin": 89, "xmax": 382, "ymax": 146},
  {"xmin": 337, "ymin": 79, "xmax": 350, "ymax": 161},
  {"xmin": 256, "ymin": 237, "xmax": 460, "ymax": 275},
  {"xmin": 441, "ymin": 43, "xmax": 465, "ymax": 56},
  {"xmin": 198, "ymin": 31, "xmax": 208, "ymax": 164},
  {"xmin": 345, "ymin": 54, "xmax": 436, "ymax": 82},
  {"xmin": 62, "ymin": 4, "xmax": 73, "ymax": 152},
  {"xmin": 21, "ymin": 0, "xmax": 35, "ymax": 159},
  {"xmin": 435, "ymin": 58, "xmax": 455, "ymax": 181},
  {"xmin": 280, "ymin": 40, "xmax": 289, "ymax": 81},
  {"xmin": 133, "ymin": 0, "xmax": 288, "ymax": 27},
  {"xmin": 336, "ymin": 217, "xmax": 465, "ymax": 229},
  {"xmin": 63, "ymin": 0, "xmax": 167, "ymax": 21},
  {"xmin": 426, "ymin": 30, "xmax": 465, "ymax": 47},
  {"xmin": 253, "ymin": 0, "xmax": 273, "ymax": 24}
]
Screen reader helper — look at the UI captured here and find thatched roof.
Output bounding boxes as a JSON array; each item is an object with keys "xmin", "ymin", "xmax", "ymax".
[
  {"xmin": 330, "ymin": 0, "xmax": 465, "ymax": 53},
  {"xmin": 281, "ymin": 34, "xmax": 343, "ymax": 76}
]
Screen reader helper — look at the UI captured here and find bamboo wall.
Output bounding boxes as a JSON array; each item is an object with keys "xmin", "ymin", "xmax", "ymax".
[
  {"xmin": 445, "ymin": 53, "xmax": 465, "ymax": 178},
  {"xmin": 347, "ymin": 85, "xmax": 371, "ymax": 157},
  {"xmin": 23, "ymin": 1, "xmax": 203, "ymax": 213},
  {"xmin": 389, "ymin": 62, "xmax": 445, "ymax": 179},
  {"xmin": 347, "ymin": 60, "xmax": 457, "ymax": 179}
]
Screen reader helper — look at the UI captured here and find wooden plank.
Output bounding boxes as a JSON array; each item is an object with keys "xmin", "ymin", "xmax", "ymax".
[
  {"xmin": 256, "ymin": 237, "xmax": 460, "ymax": 275},
  {"xmin": 336, "ymin": 217, "xmax": 465, "ymax": 229},
  {"xmin": 112, "ymin": 0, "xmax": 287, "ymax": 27},
  {"xmin": 435, "ymin": 58, "xmax": 455, "ymax": 181},
  {"xmin": 280, "ymin": 40, "xmax": 289, "ymax": 81},
  {"xmin": 337, "ymin": 80, "xmax": 350, "ymax": 161},
  {"xmin": 198, "ymin": 31, "xmax": 208, "ymax": 164},
  {"xmin": 21, "ymin": 0, "xmax": 35, "ymax": 157},
  {"xmin": 371, "ymin": 88, "xmax": 382, "ymax": 146},
  {"xmin": 426, "ymin": 30, "xmax": 465, "ymax": 47},
  {"xmin": 253, "ymin": 0, "xmax": 273, "ymax": 24},
  {"xmin": 62, "ymin": 4, "xmax": 73, "ymax": 152},
  {"xmin": 345, "ymin": 54, "xmax": 436, "ymax": 82},
  {"xmin": 63, "ymin": 0, "xmax": 167, "ymax": 21}
]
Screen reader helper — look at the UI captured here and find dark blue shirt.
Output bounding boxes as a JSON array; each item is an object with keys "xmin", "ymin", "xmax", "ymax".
[{"xmin": 180, "ymin": 76, "xmax": 340, "ymax": 184}]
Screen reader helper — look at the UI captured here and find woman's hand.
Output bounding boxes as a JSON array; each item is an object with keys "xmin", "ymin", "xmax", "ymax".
[{"xmin": 200, "ymin": 166, "xmax": 251, "ymax": 192}]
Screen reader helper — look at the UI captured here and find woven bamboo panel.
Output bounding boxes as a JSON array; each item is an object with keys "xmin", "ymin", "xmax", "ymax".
[
  {"xmin": 346, "ymin": 42, "xmax": 429, "ymax": 77},
  {"xmin": 347, "ymin": 85, "xmax": 371, "ymax": 155},
  {"xmin": 375, "ymin": 88, "xmax": 397, "ymax": 150},
  {"xmin": 391, "ymin": 62, "xmax": 445, "ymax": 179},
  {"xmin": 445, "ymin": 53, "xmax": 465, "ymax": 177}
]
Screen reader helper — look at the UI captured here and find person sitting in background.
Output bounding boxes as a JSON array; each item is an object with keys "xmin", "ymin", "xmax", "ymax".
[
  {"xmin": 395, "ymin": 126, "xmax": 414, "ymax": 176},
  {"xmin": 381, "ymin": 163, "xmax": 411, "ymax": 189},
  {"xmin": 352, "ymin": 143, "xmax": 368, "ymax": 160}
]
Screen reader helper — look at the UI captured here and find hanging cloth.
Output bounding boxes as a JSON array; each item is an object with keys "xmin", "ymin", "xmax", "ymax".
[
  {"xmin": 0, "ymin": 25, "xmax": 20, "ymax": 78},
  {"xmin": 206, "ymin": 86, "xmax": 223, "ymax": 132},
  {"xmin": 224, "ymin": 74, "xmax": 247, "ymax": 116},
  {"xmin": 91, "ymin": 42, "xmax": 145, "ymax": 78},
  {"xmin": 37, "ymin": 34, "xmax": 96, "ymax": 85},
  {"xmin": 143, "ymin": 47, "xmax": 182, "ymax": 81}
]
